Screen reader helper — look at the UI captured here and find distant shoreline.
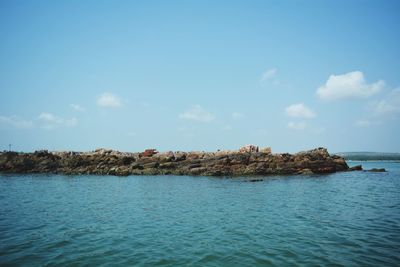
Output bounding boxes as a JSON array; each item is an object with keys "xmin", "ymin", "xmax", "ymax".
[
  {"xmin": 335, "ymin": 152, "xmax": 400, "ymax": 161},
  {"xmin": 346, "ymin": 160, "xmax": 400, "ymax": 162}
]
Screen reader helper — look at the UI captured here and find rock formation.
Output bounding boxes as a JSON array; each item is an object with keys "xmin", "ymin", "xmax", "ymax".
[{"xmin": 0, "ymin": 146, "xmax": 350, "ymax": 176}]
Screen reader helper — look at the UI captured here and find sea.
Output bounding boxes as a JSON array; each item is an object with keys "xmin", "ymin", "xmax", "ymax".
[{"xmin": 0, "ymin": 161, "xmax": 399, "ymax": 266}]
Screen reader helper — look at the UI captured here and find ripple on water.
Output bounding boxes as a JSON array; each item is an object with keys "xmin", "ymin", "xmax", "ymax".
[{"xmin": 1, "ymin": 166, "xmax": 400, "ymax": 267}]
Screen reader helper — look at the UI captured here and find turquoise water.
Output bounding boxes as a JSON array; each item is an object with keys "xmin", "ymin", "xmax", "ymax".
[{"xmin": 1, "ymin": 161, "xmax": 399, "ymax": 266}]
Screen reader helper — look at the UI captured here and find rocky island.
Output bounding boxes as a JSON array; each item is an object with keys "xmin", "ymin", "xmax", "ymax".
[{"xmin": 0, "ymin": 145, "xmax": 354, "ymax": 176}]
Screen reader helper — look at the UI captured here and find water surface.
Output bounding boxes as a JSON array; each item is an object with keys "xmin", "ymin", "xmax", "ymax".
[{"xmin": 1, "ymin": 161, "xmax": 399, "ymax": 266}]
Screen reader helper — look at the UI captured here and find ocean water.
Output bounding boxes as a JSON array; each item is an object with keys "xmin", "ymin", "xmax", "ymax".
[{"xmin": 0, "ymin": 161, "xmax": 399, "ymax": 267}]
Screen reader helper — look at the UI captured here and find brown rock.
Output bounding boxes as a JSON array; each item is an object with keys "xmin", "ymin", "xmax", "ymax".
[
  {"xmin": 0, "ymin": 146, "xmax": 350, "ymax": 177},
  {"xmin": 349, "ymin": 165, "xmax": 363, "ymax": 171},
  {"xmin": 366, "ymin": 168, "xmax": 386, "ymax": 172},
  {"xmin": 239, "ymin": 145, "xmax": 259, "ymax": 153}
]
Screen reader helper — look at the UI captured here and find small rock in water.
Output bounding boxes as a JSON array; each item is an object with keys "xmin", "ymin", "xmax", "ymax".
[
  {"xmin": 366, "ymin": 168, "xmax": 386, "ymax": 172},
  {"xmin": 247, "ymin": 178, "xmax": 264, "ymax": 182},
  {"xmin": 349, "ymin": 165, "xmax": 363, "ymax": 171}
]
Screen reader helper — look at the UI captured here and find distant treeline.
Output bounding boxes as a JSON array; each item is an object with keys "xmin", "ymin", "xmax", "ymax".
[{"xmin": 335, "ymin": 152, "xmax": 400, "ymax": 161}]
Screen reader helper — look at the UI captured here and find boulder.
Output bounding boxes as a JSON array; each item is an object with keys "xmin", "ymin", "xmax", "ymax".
[
  {"xmin": 260, "ymin": 147, "xmax": 272, "ymax": 154},
  {"xmin": 141, "ymin": 149, "xmax": 158, "ymax": 157},
  {"xmin": 349, "ymin": 165, "xmax": 363, "ymax": 171},
  {"xmin": 299, "ymin": 168, "xmax": 314, "ymax": 175},
  {"xmin": 239, "ymin": 145, "xmax": 259, "ymax": 153},
  {"xmin": 366, "ymin": 168, "xmax": 386, "ymax": 172}
]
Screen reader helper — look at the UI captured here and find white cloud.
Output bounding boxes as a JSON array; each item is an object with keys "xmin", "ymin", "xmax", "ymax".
[
  {"xmin": 70, "ymin": 104, "xmax": 86, "ymax": 112},
  {"xmin": 232, "ymin": 112, "xmax": 244, "ymax": 120},
  {"xmin": 0, "ymin": 115, "xmax": 33, "ymax": 129},
  {"xmin": 374, "ymin": 88, "xmax": 400, "ymax": 117},
  {"xmin": 317, "ymin": 71, "xmax": 384, "ymax": 101},
  {"xmin": 285, "ymin": 103, "xmax": 316, "ymax": 118},
  {"xmin": 355, "ymin": 119, "xmax": 372, "ymax": 127},
  {"xmin": 260, "ymin": 68, "xmax": 277, "ymax": 82},
  {"xmin": 179, "ymin": 105, "xmax": 215, "ymax": 123},
  {"xmin": 97, "ymin": 92, "xmax": 123, "ymax": 108},
  {"xmin": 287, "ymin": 121, "xmax": 306, "ymax": 130},
  {"xmin": 38, "ymin": 113, "xmax": 62, "ymax": 124},
  {"xmin": 38, "ymin": 112, "xmax": 77, "ymax": 129}
]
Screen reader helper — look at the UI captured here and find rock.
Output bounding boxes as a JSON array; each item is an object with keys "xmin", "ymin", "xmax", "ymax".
[
  {"xmin": 215, "ymin": 150, "xmax": 232, "ymax": 157},
  {"xmin": 299, "ymin": 168, "xmax": 314, "ymax": 175},
  {"xmin": 116, "ymin": 167, "xmax": 130, "ymax": 176},
  {"xmin": 239, "ymin": 145, "xmax": 259, "ymax": 153},
  {"xmin": 349, "ymin": 165, "xmax": 363, "ymax": 171},
  {"xmin": 34, "ymin": 150, "xmax": 50, "ymax": 157},
  {"xmin": 0, "ymin": 146, "xmax": 350, "ymax": 177},
  {"xmin": 187, "ymin": 152, "xmax": 205, "ymax": 160},
  {"xmin": 141, "ymin": 149, "xmax": 158, "ymax": 157},
  {"xmin": 247, "ymin": 179, "xmax": 264, "ymax": 182},
  {"xmin": 366, "ymin": 168, "xmax": 386, "ymax": 172},
  {"xmin": 260, "ymin": 147, "xmax": 272, "ymax": 154},
  {"xmin": 188, "ymin": 163, "xmax": 202, "ymax": 169},
  {"xmin": 121, "ymin": 156, "xmax": 135, "ymax": 165},
  {"xmin": 94, "ymin": 148, "xmax": 112, "ymax": 155},
  {"xmin": 189, "ymin": 167, "xmax": 208, "ymax": 175},
  {"xmin": 159, "ymin": 162, "xmax": 176, "ymax": 169},
  {"xmin": 174, "ymin": 152, "xmax": 186, "ymax": 161},
  {"xmin": 108, "ymin": 167, "xmax": 118, "ymax": 175},
  {"xmin": 142, "ymin": 162, "xmax": 159, "ymax": 169}
]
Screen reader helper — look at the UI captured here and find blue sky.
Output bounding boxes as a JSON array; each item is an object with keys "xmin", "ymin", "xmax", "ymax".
[{"xmin": 1, "ymin": 0, "xmax": 399, "ymax": 153}]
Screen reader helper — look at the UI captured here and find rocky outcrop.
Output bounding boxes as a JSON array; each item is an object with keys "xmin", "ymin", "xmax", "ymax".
[
  {"xmin": 239, "ymin": 145, "xmax": 259, "ymax": 153},
  {"xmin": 349, "ymin": 165, "xmax": 363, "ymax": 171},
  {"xmin": 366, "ymin": 168, "xmax": 386, "ymax": 172},
  {"xmin": 0, "ymin": 147, "xmax": 350, "ymax": 176}
]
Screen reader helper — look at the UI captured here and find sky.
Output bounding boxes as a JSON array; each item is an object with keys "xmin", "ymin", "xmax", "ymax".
[{"xmin": 1, "ymin": 0, "xmax": 400, "ymax": 153}]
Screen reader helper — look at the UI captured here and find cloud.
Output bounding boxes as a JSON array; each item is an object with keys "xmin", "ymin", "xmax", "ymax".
[
  {"xmin": 355, "ymin": 119, "xmax": 372, "ymax": 127},
  {"xmin": 350, "ymin": 88, "xmax": 400, "ymax": 127},
  {"xmin": 0, "ymin": 115, "xmax": 33, "ymax": 129},
  {"xmin": 317, "ymin": 71, "xmax": 384, "ymax": 101},
  {"xmin": 260, "ymin": 68, "xmax": 277, "ymax": 82},
  {"xmin": 285, "ymin": 103, "xmax": 316, "ymax": 118},
  {"xmin": 232, "ymin": 112, "xmax": 244, "ymax": 120},
  {"xmin": 179, "ymin": 105, "xmax": 215, "ymax": 122},
  {"xmin": 374, "ymin": 88, "xmax": 400, "ymax": 117},
  {"xmin": 70, "ymin": 104, "xmax": 86, "ymax": 112},
  {"xmin": 38, "ymin": 112, "xmax": 77, "ymax": 129},
  {"xmin": 287, "ymin": 121, "xmax": 306, "ymax": 130},
  {"xmin": 97, "ymin": 92, "xmax": 123, "ymax": 108},
  {"xmin": 38, "ymin": 113, "xmax": 62, "ymax": 124}
]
